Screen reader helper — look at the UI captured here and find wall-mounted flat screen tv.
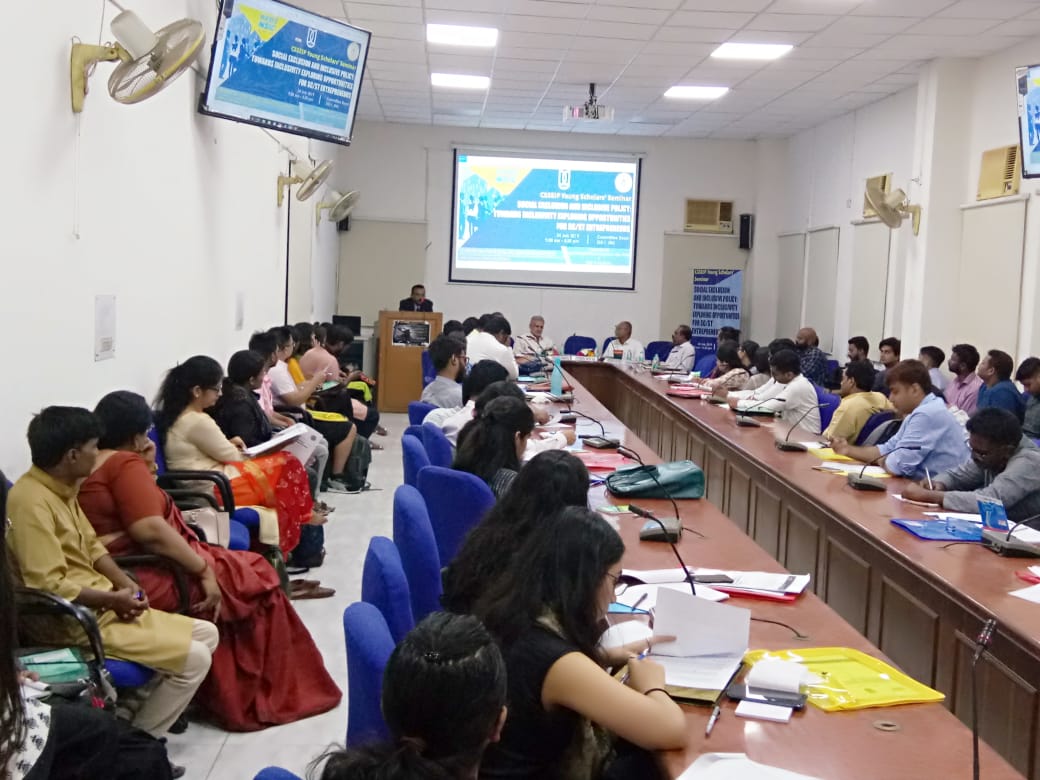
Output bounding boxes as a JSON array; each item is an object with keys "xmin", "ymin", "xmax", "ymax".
[{"xmin": 199, "ymin": 0, "xmax": 370, "ymax": 145}]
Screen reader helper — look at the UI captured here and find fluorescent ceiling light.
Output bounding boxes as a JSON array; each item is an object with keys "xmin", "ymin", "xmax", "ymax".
[
  {"xmin": 711, "ymin": 42, "xmax": 793, "ymax": 61},
  {"xmin": 426, "ymin": 24, "xmax": 498, "ymax": 47},
  {"xmin": 431, "ymin": 72, "xmax": 490, "ymax": 89},
  {"xmin": 664, "ymin": 85, "xmax": 729, "ymax": 100}
]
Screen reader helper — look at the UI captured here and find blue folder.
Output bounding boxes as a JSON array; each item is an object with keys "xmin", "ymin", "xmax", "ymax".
[{"xmin": 891, "ymin": 518, "xmax": 982, "ymax": 542}]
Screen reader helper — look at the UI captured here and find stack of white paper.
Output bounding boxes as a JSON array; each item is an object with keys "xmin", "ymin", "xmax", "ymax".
[
  {"xmin": 679, "ymin": 753, "xmax": 821, "ymax": 780},
  {"xmin": 614, "ymin": 582, "xmax": 728, "ymax": 611}
]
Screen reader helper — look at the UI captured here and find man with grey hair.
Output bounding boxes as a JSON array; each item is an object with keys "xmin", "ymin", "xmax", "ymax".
[{"xmin": 513, "ymin": 315, "xmax": 557, "ymax": 369}]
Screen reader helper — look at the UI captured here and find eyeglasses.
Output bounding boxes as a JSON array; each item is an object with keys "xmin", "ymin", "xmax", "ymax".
[{"xmin": 605, "ymin": 571, "xmax": 628, "ymax": 597}]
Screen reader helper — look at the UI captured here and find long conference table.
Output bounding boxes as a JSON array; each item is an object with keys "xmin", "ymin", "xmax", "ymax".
[{"xmin": 558, "ymin": 360, "xmax": 1032, "ymax": 779}]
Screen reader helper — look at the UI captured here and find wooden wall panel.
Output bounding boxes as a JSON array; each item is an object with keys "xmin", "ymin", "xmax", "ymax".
[
  {"xmin": 877, "ymin": 576, "xmax": 940, "ymax": 687},
  {"xmin": 783, "ymin": 505, "xmax": 821, "ymax": 590},
  {"xmin": 725, "ymin": 464, "xmax": 753, "ymax": 534},
  {"xmin": 823, "ymin": 537, "xmax": 872, "ymax": 635}
]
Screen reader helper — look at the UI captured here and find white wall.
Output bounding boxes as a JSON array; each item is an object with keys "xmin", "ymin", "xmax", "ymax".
[
  {"xmin": 0, "ymin": 0, "xmax": 336, "ymax": 476},
  {"xmin": 333, "ymin": 121, "xmax": 758, "ymax": 345}
]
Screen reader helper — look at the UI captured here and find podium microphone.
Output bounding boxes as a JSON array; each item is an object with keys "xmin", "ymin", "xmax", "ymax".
[
  {"xmin": 846, "ymin": 445, "xmax": 921, "ymax": 491},
  {"xmin": 628, "ymin": 502, "xmax": 695, "ymax": 597},
  {"xmin": 971, "ymin": 618, "xmax": 997, "ymax": 780},
  {"xmin": 735, "ymin": 396, "xmax": 786, "ymax": 428},
  {"xmin": 775, "ymin": 403, "xmax": 826, "ymax": 452}
]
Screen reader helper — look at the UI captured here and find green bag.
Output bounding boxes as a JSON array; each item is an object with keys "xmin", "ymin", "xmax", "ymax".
[{"xmin": 605, "ymin": 460, "xmax": 705, "ymax": 499}]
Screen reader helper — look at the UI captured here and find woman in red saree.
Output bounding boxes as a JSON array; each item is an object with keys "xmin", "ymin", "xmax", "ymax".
[
  {"xmin": 79, "ymin": 391, "xmax": 341, "ymax": 732},
  {"xmin": 152, "ymin": 355, "xmax": 324, "ymax": 554}
]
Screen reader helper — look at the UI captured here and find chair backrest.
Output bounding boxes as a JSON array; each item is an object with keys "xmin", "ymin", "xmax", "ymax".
[
  {"xmin": 601, "ymin": 336, "xmax": 613, "ymax": 355},
  {"xmin": 361, "ymin": 537, "xmax": 415, "ymax": 644},
  {"xmin": 421, "ymin": 422, "xmax": 454, "ymax": 468},
  {"xmin": 253, "ymin": 769, "xmax": 303, "ymax": 780},
  {"xmin": 645, "ymin": 341, "xmax": 672, "ymax": 363},
  {"xmin": 402, "ymin": 435, "xmax": 431, "ymax": 488},
  {"xmin": 421, "ymin": 350, "xmax": 436, "ymax": 388},
  {"xmin": 694, "ymin": 353, "xmax": 717, "ymax": 377},
  {"xmin": 416, "ymin": 466, "xmax": 495, "ymax": 565},
  {"xmin": 862, "ymin": 417, "xmax": 901, "ymax": 447},
  {"xmin": 854, "ymin": 410, "xmax": 897, "ymax": 446},
  {"xmin": 408, "ymin": 401, "xmax": 438, "ymax": 426},
  {"xmin": 147, "ymin": 427, "xmax": 168, "ymax": 475},
  {"xmin": 393, "ymin": 485, "xmax": 443, "ymax": 623},
  {"xmin": 342, "ymin": 601, "xmax": 395, "ymax": 747},
  {"xmin": 813, "ymin": 384, "xmax": 841, "ymax": 432},
  {"xmin": 563, "ymin": 335, "xmax": 597, "ymax": 355},
  {"xmin": 403, "ymin": 424, "xmax": 423, "ymax": 440}
]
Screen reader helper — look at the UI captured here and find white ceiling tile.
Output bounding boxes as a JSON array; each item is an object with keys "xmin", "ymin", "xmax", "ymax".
[
  {"xmin": 567, "ymin": 36, "xmax": 647, "ymax": 55},
  {"xmin": 498, "ymin": 31, "xmax": 576, "ymax": 48},
  {"xmin": 502, "ymin": 15, "xmax": 584, "ymax": 34},
  {"xmin": 651, "ymin": 26, "xmax": 736, "ymax": 43},
  {"xmin": 669, "ymin": 10, "xmax": 756, "ymax": 27},
  {"xmin": 850, "ymin": 0, "xmax": 958, "ymax": 16},
  {"xmin": 903, "ymin": 17, "xmax": 1001, "ymax": 35},
  {"xmin": 294, "ymin": 0, "xmax": 349, "ymax": 15},
  {"xmin": 580, "ymin": 20, "xmax": 660, "ymax": 39},
  {"xmin": 359, "ymin": 21, "xmax": 425, "ymax": 40},
  {"xmin": 494, "ymin": 58, "xmax": 560, "ymax": 73},
  {"xmin": 554, "ymin": 62, "xmax": 627, "ymax": 80},
  {"xmin": 937, "ymin": 0, "xmax": 1039, "ymax": 19},
  {"xmin": 424, "ymin": 9, "xmax": 504, "ymax": 26},
  {"xmin": 505, "ymin": 0, "xmax": 591, "ymax": 17},
  {"xmin": 496, "ymin": 46, "xmax": 567, "ymax": 59},
  {"xmin": 425, "ymin": 0, "xmax": 506, "ymax": 11},
  {"xmin": 428, "ymin": 53, "xmax": 496, "ymax": 71},
  {"xmin": 345, "ymin": 4, "xmax": 423, "ymax": 23},
  {"xmin": 679, "ymin": 0, "xmax": 771, "ymax": 11},
  {"xmin": 765, "ymin": 0, "xmax": 861, "ymax": 12},
  {"xmin": 822, "ymin": 16, "xmax": 917, "ymax": 35},
  {"xmin": 806, "ymin": 30, "xmax": 893, "ymax": 48},
  {"xmin": 744, "ymin": 13, "xmax": 839, "ymax": 32},
  {"xmin": 984, "ymin": 20, "xmax": 1040, "ymax": 36},
  {"xmin": 586, "ymin": 5, "xmax": 673, "ymax": 24},
  {"xmin": 726, "ymin": 30, "xmax": 814, "ymax": 45}
]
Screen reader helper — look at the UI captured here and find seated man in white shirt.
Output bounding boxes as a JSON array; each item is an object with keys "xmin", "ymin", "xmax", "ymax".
[
  {"xmin": 466, "ymin": 314, "xmax": 519, "ymax": 380},
  {"xmin": 513, "ymin": 316, "xmax": 557, "ymax": 369},
  {"xmin": 421, "ymin": 334, "xmax": 467, "ymax": 408},
  {"xmin": 601, "ymin": 321, "xmax": 644, "ymax": 362},
  {"xmin": 729, "ymin": 349, "xmax": 822, "ymax": 434},
  {"xmin": 661, "ymin": 324, "xmax": 696, "ymax": 372}
]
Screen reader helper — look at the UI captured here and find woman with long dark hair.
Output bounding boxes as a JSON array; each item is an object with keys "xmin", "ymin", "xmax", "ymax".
[
  {"xmin": 473, "ymin": 507, "xmax": 687, "ymax": 779},
  {"xmin": 78, "ymin": 391, "xmax": 342, "ymax": 730},
  {"xmin": 704, "ymin": 342, "xmax": 750, "ymax": 393},
  {"xmin": 442, "ymin": 450, "xmax": 589, "ymax": 615},
  {"xmin": 315, "ymin": 612, "xmax": 507, "ymax": 780},
  {"xmin": 453, "ymin": 396, "xmax": 534, "ymax": 498},
  {"xmin": 153, "ymin": 355, "xmax": 318, "ymax": 554}
]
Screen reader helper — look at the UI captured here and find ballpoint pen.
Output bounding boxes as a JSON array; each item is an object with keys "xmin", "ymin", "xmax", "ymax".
[
  {"xmin": 925, "ymin": 468, "xmax": 934, "ymax": 490},
  {"xmin": 705, "ymin": 704, "xmax": 721, "ymax": 736}
]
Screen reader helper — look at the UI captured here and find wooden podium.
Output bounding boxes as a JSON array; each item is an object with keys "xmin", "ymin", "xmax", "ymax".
[{"xmin": 376, "ymin": 310, "xmax": 442, "ymax": 412}]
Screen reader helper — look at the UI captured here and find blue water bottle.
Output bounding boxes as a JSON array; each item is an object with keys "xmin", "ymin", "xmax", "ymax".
[{"xmin": 550, "ymin": 356, "xmax": 563, "ymax": 396}]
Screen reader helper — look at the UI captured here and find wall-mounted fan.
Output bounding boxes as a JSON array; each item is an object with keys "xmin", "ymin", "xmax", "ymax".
[
  {"xmin": 864, "ymin": 182, "xmax": 922, "ymax": 236},
  {"xmin": 70, "ymin": 10, "xmax": 205, "ymax": 113},
  {"xmin": 277, "ymin": 160, "xmax": 334, "ymax": 207},
  {"xmin": 316, "ymin": 190, "xmax": 360, "ymax": 225}
]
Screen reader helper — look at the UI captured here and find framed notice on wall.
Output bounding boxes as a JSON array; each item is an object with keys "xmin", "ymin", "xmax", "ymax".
[{"xmin": 691, "ymin": 269, "xmax": 742, "ymax": 356}]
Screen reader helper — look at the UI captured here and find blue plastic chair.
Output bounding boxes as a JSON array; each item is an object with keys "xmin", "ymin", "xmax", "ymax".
[
  {"xmin": 421, "ymin": 422, "xmax": 454, "ymax": 468},
  {"xmin": 645, "ymin": 341, "xmax": 672, "ymax": 363},
  {"xmin": 254, "ymin": 770, "xmax": 302, "ymax": 780},
  {"xmin": 855, "ymin": 410, "xmax": 896, "ymax": 446},
  {"xmin": 813, "ymin": 384, "xmax": 841, "ymax": 432},
  {"xmin": 601, "ymin": 336, "xmax": 614, "ymax": 355},
  {"xmin": 393, "ymin": 485, "xmax": 443, "ymax": 623},
  {"xmin": 408, "ymin": 401, "xmax": 438, "ymax": 426},
  {"xmin": 421, "ymin": 350, "xmax": 436, "ymax": 388},
  {"xmin": 402, "ymin": 434, "xmax": 431, "ymax": 488},
  {"xmin": 343, "ymin": 601, "xmax": 395, "ymax": 747},
  {"xmin": 403, "ymin": 424, "xmax": 423, "ymax": 440},
  {"xmin": 694, "ymin": 352, "xmax": 717, "ymax": 377},
  {"xmin": 361, "ymin": 537, "xmax": 415, "ymax": 644},
  {"xmin": 416, "ymin": 466, "xmax": 495, "ymax": 566},
  {"xmin": 563, "ymin": 335, "xmax": 597, "ymax": 355}
]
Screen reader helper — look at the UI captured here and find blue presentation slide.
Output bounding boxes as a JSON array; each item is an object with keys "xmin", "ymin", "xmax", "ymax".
[
  {"xmin": 453, "ymin": 154, "xmax": 639, "ymax": 274},
  {"xmin": 1019, "ymin": 65, "xmax": 1040, "ymax": 177},
  {"xmin": 202, "ymin": 0, "xmax": 369, "ymax": 143}
]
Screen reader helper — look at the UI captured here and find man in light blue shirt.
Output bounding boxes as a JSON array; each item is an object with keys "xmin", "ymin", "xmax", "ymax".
[{"xmin": 832, "ymin": 359, "xmax": 969, "ymax": 479}]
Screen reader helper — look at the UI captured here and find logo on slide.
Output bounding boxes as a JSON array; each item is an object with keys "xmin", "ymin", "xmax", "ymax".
[
  {"xmin": 348, "ymin": 41, "xmax": 361, "ymax": 61},
  {"xmin": 306, "ymin": 28, "xmax": 318, "ymax": 48},
  {"xmin": 558, "ymin": 169, "xmax": 571, "ymax": 191},
  {"xmin": 614, "ymin": 173, "xmax": 633, "ymax": 194}
]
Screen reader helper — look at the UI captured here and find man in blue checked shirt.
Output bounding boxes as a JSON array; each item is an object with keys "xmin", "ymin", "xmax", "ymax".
[{"xmin": 832, "ymin": 360, "xmax": 969, "ymax": 479}]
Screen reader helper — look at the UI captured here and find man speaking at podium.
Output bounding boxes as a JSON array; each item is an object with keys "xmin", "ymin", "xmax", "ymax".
[{"xmin": 399, "ymin": 284, "xmax": 433, "ymax": 312}]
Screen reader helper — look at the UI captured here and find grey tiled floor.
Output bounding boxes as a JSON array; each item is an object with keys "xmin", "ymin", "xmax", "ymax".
[{"xmin": 166, "ymin": 413, "xmax": 406, "ymax": 780}]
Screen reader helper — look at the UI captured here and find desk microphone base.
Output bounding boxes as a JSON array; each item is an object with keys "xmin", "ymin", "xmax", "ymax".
[
  {"xmin": 775, "ymin": 441, "xmax": 808, "ymax": 452},
  {"xmin": 847, "ymin": 474, "xmax": 887, "ymax": 491},
  {"xmin": 981, "ymin": 529, "xmax": 1040, "ymax": 557},
  {"xmin": 736, "ymin": 417, "xmax": 761, "ymax": 427},
  {"xmin": 639, "ymin": 517, "xmax": 681, "ymax": 543}
]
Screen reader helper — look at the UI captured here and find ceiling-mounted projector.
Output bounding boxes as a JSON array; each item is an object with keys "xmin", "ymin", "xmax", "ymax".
[{"xmin": 564, "ymin": 83, "xmax": 614, "ymax": 122}]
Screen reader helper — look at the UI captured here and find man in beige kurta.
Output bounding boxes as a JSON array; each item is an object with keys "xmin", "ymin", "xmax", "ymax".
[{"xmin": 6, "ymin": 407, "xmax": 218, "ymax": 737}]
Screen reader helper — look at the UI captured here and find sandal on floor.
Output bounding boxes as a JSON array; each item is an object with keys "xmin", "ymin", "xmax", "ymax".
[
  {"xmin": 376, "ymin": 425, "xmax": 389, "ymax": 436},
  {"xmin": 369, "ymin": 441, "xmax": 384, "ymax": 451},
  {"xmin": 291, "ymin": 585, "xmax": 336, "ymax": 600}
]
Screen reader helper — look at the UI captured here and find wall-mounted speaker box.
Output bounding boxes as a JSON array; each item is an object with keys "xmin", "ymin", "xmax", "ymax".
[
  {"xmin": 337, "ymin": 216, "xmax": 352, "ymax": 232},
  {"xmin": 739, "ymin": 214, "xmax": 754, "ymax": 250}
]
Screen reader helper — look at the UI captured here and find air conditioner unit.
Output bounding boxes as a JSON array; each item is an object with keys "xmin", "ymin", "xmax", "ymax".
[
  {"xmin": 684, "ymin": 199, "xmax": 733, "ymax": 234},
  {"xmin": 977, "ymin": 145, "xmax": 1021, "ymax": 201},
  {"xmin": 862, "ymin": 173, "xmax": 891, "ymax": 219}
]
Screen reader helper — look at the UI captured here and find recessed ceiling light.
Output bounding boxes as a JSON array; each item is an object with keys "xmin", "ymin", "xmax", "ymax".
[
  {"xmin": 431, "ymin": 72, "xmax": 490, "ymax": 89},
  {"xmin": 426, "ymin": 24, "xmax": 499, "ymax": 47},
  {"xmin": 664, "ymin": 85, "xmax": 729, "ymax": 100},
  {"xmin": 711, "ymin": 42, "xmax": 793, "ymax": 61}
]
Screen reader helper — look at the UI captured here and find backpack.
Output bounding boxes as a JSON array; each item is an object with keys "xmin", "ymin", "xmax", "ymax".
[{"xmin": 343, "ymin": 435, "xmax": 372, "ymax": 490}]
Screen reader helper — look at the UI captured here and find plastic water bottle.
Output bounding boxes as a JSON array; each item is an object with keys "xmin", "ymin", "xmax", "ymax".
[
  {"xmin": 651, "ymin": 354, "xmax": 660, "ymax": 371},
  {"xmin": 550, "ymin": 356, "xmax": 563, "ymax": 396}
]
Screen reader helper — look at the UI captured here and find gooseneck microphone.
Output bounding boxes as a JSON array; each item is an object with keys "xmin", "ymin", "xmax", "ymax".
[
  {"xmin": 628, "ymin": 502, "xmax": 696, "ymax": 597},
  {"xmin": 561, "ymin": 408, "xmax": 607, "ymax": 437},
  {"xmin": 971, "ymin": 618, "xmax": 997, "ymax": 780},
  {"xmin": 775, "ymin": 403, "xmax": 826, "ymax": 452},
  {"xmin": 846, "ymin": 445, "xmax": 921, "ymax": 492},
  {"xmin": 735, "ymin": 395, "xmax": 786, "ymax": 428}
]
